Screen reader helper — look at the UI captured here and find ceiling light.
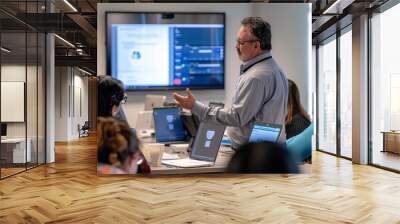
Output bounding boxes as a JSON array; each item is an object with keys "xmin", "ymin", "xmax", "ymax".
[
  {"xmin": 54, "ymin": 34, "xmax": 75, "ymax": 48},
  {"xmin": 323, "ymin": 0, "xmax": 344, "ymax": 14},
  {"xmin": 78, "ymin": 67, "xmax": 93, "ymax": 76},
  {"xmin": 1, "ymin": 47, "xmax": 11, "ymax": 53},
  {"xmin": 63, "ymin": 0, "xmax": 78, "ymax": 12}
]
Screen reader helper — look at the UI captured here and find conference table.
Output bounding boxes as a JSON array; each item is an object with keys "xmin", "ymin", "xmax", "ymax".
[{"xmin": 140, "ymin": 137, "xmax": 234, "ymax": 175}]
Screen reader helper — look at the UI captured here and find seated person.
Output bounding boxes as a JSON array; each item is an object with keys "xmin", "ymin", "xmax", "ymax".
[
  {"xmin": 97, "ymin": 76, "xmax": 150, "ymax": 173},
  {"xmin": 285, "ymin": 79, "xmax": 311, "ymax": 139},
  {"xmin": 98, "ymin": 76, "xmax": 127, "ymax": 118},
  {"xmin": 97, "ymin": 117, "xmax": 145, "ymax": 174},
  {"xmin": 226, "ymin": 141, "xmax": 299, "ymax": 173}
]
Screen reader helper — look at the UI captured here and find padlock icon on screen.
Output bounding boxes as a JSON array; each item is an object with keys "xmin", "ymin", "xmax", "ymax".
[
  {"xmin": 166, "ymin": 115, "xmax": 174, "ymax": 130},
  {"xmin": 204, "ymin": 130, "xmax": 215, "ymax": 148}
]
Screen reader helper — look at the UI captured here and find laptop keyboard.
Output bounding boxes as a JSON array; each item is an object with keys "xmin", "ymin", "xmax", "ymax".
[{"xmin": 162, "ymin": 158, "xmax": 213, "ymax": 168}]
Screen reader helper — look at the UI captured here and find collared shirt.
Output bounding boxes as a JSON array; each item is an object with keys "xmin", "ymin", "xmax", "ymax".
[{"xmin": 192, "ymin": 51, "xmax": 288, "ymax": 149}]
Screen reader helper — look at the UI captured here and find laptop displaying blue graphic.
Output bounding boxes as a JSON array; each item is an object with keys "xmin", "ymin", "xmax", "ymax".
[
  {"xmin": 153, "ymin": 107, "xmax": 187, "ymax": 143},
  {"xmin": 189, "ymin": 121, "xmax": 226, "ymax": 162},
  {"xmin": 162, "ymin": 120, "xmax": 226, "ymax": 168},
  {"xmin": 221, "ymin": 122, "xmax": 282, "ymax": 146},
  {"xmin": 249, "ymin": 123, "xmax": 282, "ymax": 143}
]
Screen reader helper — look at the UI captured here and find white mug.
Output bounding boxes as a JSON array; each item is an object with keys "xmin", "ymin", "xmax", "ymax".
[{"xmin": 142, "ymin": 143, "xmax": 164, "ymax": 167}]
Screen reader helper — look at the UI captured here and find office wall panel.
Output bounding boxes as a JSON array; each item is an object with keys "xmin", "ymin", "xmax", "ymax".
[
  {"xmin": 54, "ymin": 67, "xmax": 89, "ymax": 141},
  {"xmin": 1, "ymin": 82, "xmax": 24, "ymax": 122}
]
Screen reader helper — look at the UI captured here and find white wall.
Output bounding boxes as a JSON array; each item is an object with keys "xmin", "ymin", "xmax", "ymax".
[
  {"xmin": 55, "ymin": 67, "xmax": 68, "ymax": 141},
  {"xmin": 54, "ymin": 67, "xmax": 89, "ymax": 141},
  {"xmin": 1, "ymin": 64, "xmax": 46, "ymax": 163},
  {"xmin": 1, "ymin": 65, "xmax": 37, "ymax": 137},
  {"xmin": 73, "ymin": 73, "xmax": 89, "ymax": 137},
  {"xmin": 312, "ymin": 45, "xmax": 317, "ymax": 150},
  {"xmin": 97, "ymin": 3, "xmax": 312, "ymax": 127},
  {"xmin": 1, "ymin": 65, "xmax": 27, "ymax": 139}
]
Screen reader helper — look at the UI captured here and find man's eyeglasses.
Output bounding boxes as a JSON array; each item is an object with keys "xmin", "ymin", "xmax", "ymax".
[
  {"xmin": 236, "ymin": 38, "xmax": 259, "ymax": 46},
  {"xmin": 120, "ymin": 94, "xmax": 128, "ymax": 104}
]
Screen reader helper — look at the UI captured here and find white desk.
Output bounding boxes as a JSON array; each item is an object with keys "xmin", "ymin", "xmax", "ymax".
[
  {"xmin": 1, "ymin": 138, "xmax": 32, "ymax": 163},
  {"xmin": 140, "ymin": 138, "xmax": 234, "ymax": 175}
]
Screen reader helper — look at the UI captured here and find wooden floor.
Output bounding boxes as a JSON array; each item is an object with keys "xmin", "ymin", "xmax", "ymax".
[
  {"xmin": 372, "ymin": 150, "xmax": 400, "ymax": 171},
  {"xmin": 1, "ymin": 167, "xmax": 26, "ymax": 178},
  {"xmin": 1, "ymin": 136, "xmax": 400, "ymax": 223}
]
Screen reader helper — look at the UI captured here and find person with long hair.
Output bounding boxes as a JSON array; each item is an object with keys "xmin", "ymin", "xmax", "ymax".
[
  {"xmin": 285, "ymin": 79, "xmax": 311, "ymax": 139},
  {"xmin": 97, "ymin": 76, "xmax": 127, "ymax": 118},
  {"xmin": 97, "ymin": 117, "xmax": 142, "ymax": 174},
  {"xmin": 97, "ymin": 76, "xmax": 150, "ymax": 174}
]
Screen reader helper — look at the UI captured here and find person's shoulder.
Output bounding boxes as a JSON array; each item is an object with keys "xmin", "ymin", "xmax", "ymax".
[
  {"xmin": 245, "ymin": 65, "xmax": 274, "ymax": 81},
  {"xmin": 252, "ymin": 58, "xmax": 283, "ymax": 78},
  {"xmin": 241, "ymin": 73, "xmax": 265, "ymax": 86},
  {"xmin": 293, "ymin": 113, "xmax": 311, "ymax": 124}
]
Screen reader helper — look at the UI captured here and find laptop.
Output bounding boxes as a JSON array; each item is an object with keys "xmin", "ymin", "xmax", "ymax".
[
  {"xmin": 221, "ymin": 122, "xmax": 282, "ymax": 146},
  {"xmin": 249, "ymin": 122, "xmax": 282, "ymax": 143},
  {"xmin": 162, "ymin": 121, "xmax": 226, "ymax": 168},
  {"xmin": 153, "ymin": 107, "xmax": 189, "ymax": 144}
]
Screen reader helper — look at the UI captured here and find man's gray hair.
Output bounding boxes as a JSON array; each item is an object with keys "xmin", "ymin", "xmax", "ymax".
[{"xmin": 241, "ymin": 17, "xmax": 272, "ymax": 51}]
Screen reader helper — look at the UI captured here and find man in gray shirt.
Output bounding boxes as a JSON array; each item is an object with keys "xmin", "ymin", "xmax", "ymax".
[{"xmin": 173, "ymin": 17, "xmax": 288, "ymax": 149}]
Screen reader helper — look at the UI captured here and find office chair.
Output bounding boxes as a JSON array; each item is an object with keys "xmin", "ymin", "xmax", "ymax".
[
  {"xmin": 286, "ymin": 124, "xmax": 313, "ymax": 163},
  {"xmin": 79, "ymin": 121, "xmax": 90, "ymax": 138}
]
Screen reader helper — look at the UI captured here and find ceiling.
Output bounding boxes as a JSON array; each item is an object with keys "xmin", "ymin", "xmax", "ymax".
[{"xmin": 0, "ymin": 0, "xmax": 392, "ymax": 74}]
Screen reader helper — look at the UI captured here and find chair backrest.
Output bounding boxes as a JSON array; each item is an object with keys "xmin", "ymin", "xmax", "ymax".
[
  {"xmin": 82, "ymin": 121, "xmax": 90, "ymax": 129},
  {"xmin": 286, "ymin": 124, "xmax": 313, "ymax": 162}
]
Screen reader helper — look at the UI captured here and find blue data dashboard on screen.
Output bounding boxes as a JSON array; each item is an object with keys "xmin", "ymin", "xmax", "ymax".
[
  {"xmin": 153, "ymin": 108, "xmax": 187, "ymax": 142},
  {"xmin": 249, "ymin": 125, "xmax": 281, "ymax": 143},
  {"xmin": 110, "ymin": 24, "xmax": 224, "ymax": 90}
]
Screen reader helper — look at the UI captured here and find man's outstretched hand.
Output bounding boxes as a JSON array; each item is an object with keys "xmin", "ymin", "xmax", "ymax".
[{"xmin": 173, "ymin": 88, "xmax": 196, "ymax": 110}]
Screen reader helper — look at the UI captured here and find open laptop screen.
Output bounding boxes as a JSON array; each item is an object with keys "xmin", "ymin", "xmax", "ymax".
[
  {"xmin": 153, "ymin": 107, "xmax": 187, "ymax": 142},
  {"xmin": 249, "ymin": 123, "xmax": 282, "ymax": 143},
  {"xmin": 190, "ymin": 121, "xmax": 225, "ymax": 162}
]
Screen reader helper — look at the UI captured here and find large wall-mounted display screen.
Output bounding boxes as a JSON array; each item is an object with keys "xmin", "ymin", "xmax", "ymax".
[{"xmin": 106, "ymin": 12, "xmax": 225, "ymax": 90}]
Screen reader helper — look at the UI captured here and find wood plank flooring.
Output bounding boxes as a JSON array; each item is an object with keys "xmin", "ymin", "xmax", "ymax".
[
  {"xmin": 372, "ymin": 151, "xmax": 400, "ymax": 171},
  {"xmin": 0, "ymin": 136, "xmax": 400, "ymax": 223}
]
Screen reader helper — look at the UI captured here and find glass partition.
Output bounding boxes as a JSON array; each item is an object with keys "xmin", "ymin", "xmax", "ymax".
[
  {"xmin": 339, "ymin": 28, "xmax": 352, "ymax": 158},
  {"xmin": 0, "ymin": 1, "xmax": 46, "ymax": 179},
  {"xmin": 370, "ymin": 3, "xmax": 400, "ymax": 171},
  {"xmin": 27, "ymin": 31, "xmax": 38, "ymax": 169},
  {"xmin": 0, "ymin": 31, "xmax": 28, "ymax": 178},
  {"xmin": 317, "ymin": 36, "xmax": 337, "ymax": 155}
]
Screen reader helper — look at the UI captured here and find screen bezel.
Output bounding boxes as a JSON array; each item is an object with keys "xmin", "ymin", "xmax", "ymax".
[
  {"xmin": 105, "ymin": 11, "xmax": 226, "ymax": 91},
  {"xmin": 249, "ymin": 122, "xmax": 283, "ymax": 143},
  {"xmin": 189, "ymin": 121, "xmax": 225, "ymax": 162},
  {"xmin": 152, "ymin": 106, "xmax": 188, "ymax": 143}
]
